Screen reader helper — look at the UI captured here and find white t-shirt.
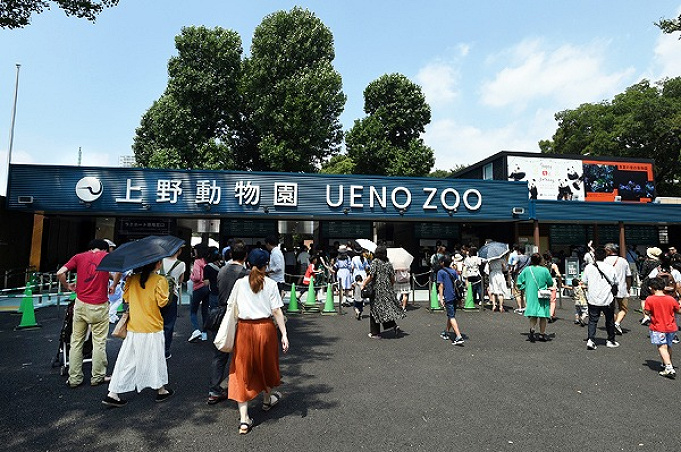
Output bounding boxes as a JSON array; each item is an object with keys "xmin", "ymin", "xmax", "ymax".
[
  {"xmin": 582, "ymin": 262, "xmax": 619, "ymax": 306},
  {"xmin": 229, "ymin": 277, "xmax": 283, "ymax": 320},
  {"xmin": 604, "ymin": 255, "xmax": 631, "ymax": 298},
  {"xmin": 267, "ymin": 246, "xmax": 285, "ymax": 283},
  {"xmin": 464, "ymin": 256, "xmax": 483, "ymax": 277},
  {"xmin": 161, "ymin": 257, "xmax": 186, "ymax": 296}
]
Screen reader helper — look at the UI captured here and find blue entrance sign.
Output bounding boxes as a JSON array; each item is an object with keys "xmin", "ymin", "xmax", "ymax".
[{"xmin": 7, "ymin": 164, "xmax": 529, "ymax": 221}]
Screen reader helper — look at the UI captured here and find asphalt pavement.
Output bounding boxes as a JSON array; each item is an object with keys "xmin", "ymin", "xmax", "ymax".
[{"xmin": 1, "ymin": 298, "xmax": 679, "ymax": 452}]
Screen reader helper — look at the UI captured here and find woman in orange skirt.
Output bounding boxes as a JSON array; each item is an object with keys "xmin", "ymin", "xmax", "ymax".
[{"xmin": 227, "ymin": 248, "xmax": 289, "ymax": 434}]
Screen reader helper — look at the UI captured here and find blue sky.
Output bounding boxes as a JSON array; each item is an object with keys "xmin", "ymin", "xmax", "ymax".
[{"xmin": 1, "ymin": 1, "xmax": 680, "ymax": 194}]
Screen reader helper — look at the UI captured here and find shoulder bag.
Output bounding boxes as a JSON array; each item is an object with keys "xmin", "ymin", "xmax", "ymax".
[
  {"xmin": 594, "ymin": 263, "xmax": 618, "ymax": 297},
  {"xmin": 111, "ymin": 311, "xmax": 129, "ymax": 339},
  {"xmin": 213, "ymin": 300, "xmax": 238, "ymax": 352},
  {"xmin": 529, "ymin": 267, "xmax": 552, "ymax": 299}
]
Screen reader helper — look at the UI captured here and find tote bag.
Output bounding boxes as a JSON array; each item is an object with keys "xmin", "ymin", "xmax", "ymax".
[
  {"xmin": 111, "ymin": 312, "xmax": 128, "ymax": 339},
  {"xmin": 214, "ymin": 300, "xmax": 238, "ymax": 352}
]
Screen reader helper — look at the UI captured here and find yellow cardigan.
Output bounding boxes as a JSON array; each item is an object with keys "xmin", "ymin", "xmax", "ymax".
[{"xmin": 123, "ymin": 273, "xmax": 169, "ymax": 333}]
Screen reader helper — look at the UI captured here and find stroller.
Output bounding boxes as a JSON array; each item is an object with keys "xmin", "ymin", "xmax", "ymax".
[{"xmin": 52, "ymin": 300, "xmax": 92, "ymax": 376}]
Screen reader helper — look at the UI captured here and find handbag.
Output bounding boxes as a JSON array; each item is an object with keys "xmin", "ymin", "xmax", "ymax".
[
  {"xmin": 361, "ymin": 285, "xmax": 375, "ymax": 299},
  {"xmin": 111, "ymin": 312, "xmax": 129, "ymax": 339},
  {"xmin": 213, "ymin": 301, "xmax": 238, "ymax": 352},
  {"xmin": 204, "ymin": 305, "xmax": 227, "ymax": 332},
  {"xmin": 594, "ymin": 263, "xmax": 619, "ymax": 297},
  {"xmin": 529, "ymin": 268, "xmax": 552, "ymax": 299}
]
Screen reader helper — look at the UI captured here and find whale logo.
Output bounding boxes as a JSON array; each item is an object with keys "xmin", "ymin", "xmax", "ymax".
[{"xmin": 75, "ymin": 177, "xmax": 103, "ymax": 203}]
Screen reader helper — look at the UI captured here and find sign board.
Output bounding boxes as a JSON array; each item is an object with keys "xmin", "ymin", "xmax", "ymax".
[
  {"xmin": 414, "ymin": 222, "xmax": 461, "ymax": 239},
  {"xmin": 321, "ymin": 221, "xmax": 372, "ymax": 238}
]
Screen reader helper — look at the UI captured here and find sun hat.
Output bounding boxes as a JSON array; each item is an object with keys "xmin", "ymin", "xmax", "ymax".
[
  {"xmin": 646, "ymin": 247, "xmax": 662, "ymax": 259},
  {"xmin": 453, "ymin": 253, "xmax": 464, "ymax": 262},
  {"xmin": 248, "ymin": 248, "xmax": 270, "ymax": 267}
]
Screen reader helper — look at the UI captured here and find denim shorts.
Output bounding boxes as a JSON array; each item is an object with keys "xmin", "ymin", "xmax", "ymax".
[
  {"xmin": 650, "ymin": 331, "xmax": 676, "ymax": 346},
  {"xmin": 444, "ymin": 301, "xmax": 457, "ymax": 319}
]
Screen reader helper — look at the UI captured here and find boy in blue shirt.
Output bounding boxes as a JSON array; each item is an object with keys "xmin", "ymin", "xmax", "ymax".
[{"xmin": 437, "ymin": 255, "xmax": 465, "ymax": 345}]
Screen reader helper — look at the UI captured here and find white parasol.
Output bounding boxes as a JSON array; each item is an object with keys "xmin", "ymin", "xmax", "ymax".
[
  {"xmin": 355, "ymin": 239, "xmax": 377, "ymax": 252},
  {"xmin": 387, "ymin": 247, "xmax": 413, "ymax": 270}
]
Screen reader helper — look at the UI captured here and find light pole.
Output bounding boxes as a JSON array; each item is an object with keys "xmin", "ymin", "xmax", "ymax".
[{"xmin": 6, "ymin": 63, "xmax": 21, "ymax": 195}]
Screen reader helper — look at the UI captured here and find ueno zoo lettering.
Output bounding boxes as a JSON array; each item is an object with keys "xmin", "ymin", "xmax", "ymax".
[{"xmin": 325, "ymin": 185, "xmax": 482, "ymax": 212}]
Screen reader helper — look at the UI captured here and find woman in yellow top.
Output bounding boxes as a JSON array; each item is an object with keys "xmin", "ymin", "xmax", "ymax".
[{"xmin": 103, "ymin": 260, "xmax": 172, "ymax": 407}]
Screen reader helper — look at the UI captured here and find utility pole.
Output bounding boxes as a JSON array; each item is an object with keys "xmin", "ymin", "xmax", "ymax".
[{"xmin": 6, "ymin": 63, "xmax": 21, "ymax": 195}]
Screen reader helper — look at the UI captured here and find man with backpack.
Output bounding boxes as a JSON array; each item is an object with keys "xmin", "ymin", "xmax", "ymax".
[
  {"xmin": 160, "ymin": 247, "xmax": 186, "ymax": 359},
  {"xmin": 437, "ymin": 255, "xmax": 465, "ymax": 346}
]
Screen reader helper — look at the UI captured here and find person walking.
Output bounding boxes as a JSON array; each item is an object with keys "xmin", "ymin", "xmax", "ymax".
[
  {"xmin": 160, "ymin": 247, "xmax": 185, "ymax": 359},
  {"xmin": 639, "ymin": 247, "xmax": 662, "ymax": 325},
  {"xmin": 265, "ymin": 235, "xmax": 285, "ymax": 297},
  {"xmin": 227, "ymin": 248, "xmax": 289, "ymax": 434},
  {"xmin": 102, "ymin": 260, "xmax": 173, "ymax": 407},
  {"xmin": 207, "ymin": 241, "xmax": 249, "ymax": 405},
  {"xmin": 643, "ymin": 277, "xmax": 681, "ymax": 378},
  {"xmin": 464, "ymin": 247, "xmax": 485, "ymax": 307},
  {"xmin": 57, "ymin": 239, "xmax": 118, "ymax": 388},
  {"xmin": 582, "ymin": 247, "xmax": 620, "ymax": 350},
  {"xmin": 516, "ymin": 253, "xmax": 554, "ymax": 342},
  {"xmin": 510, "ymin": 247, "xmax": 530, "ymax": 314},
  {"xmin": 334, "ymin": 245, "xmax": 353, "ymax": 304},
  {"xmin": 361, "ymin": 245, "xmax": 405, "ymax": 339},
  {"xmin": 604, "ymin": 243, "xmax": 632, "ymax": 335},
  {"xmin": 437, "ymin": 255, "xmax": 465, "ymax": 345},
  {"xmin": 188, "ymin": 246, "xmax": 210, "ymax": 342}
]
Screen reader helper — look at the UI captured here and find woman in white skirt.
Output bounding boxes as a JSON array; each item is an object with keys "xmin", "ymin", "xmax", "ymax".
[
  {"xmin": 102, "ymin": 260, "xmax": 172, "ymax": 407},
  {"xmin": 487, "ymin": 257, "xmax": 507, "ymax": 312}
]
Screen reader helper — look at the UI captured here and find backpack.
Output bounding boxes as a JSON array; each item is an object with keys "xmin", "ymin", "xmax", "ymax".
[
  {"xmin": 395, "ymin": 269, "xmax": 410, "ymax": 283},
  {"xmin": 655, "ymin": 266, "xmax": 677, "ymax": 297},
  {"xmin": 160, "ymin": 260, "xmax": 181, "ymax": 296}
]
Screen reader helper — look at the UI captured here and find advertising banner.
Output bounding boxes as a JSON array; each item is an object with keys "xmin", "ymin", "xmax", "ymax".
[{"xmin": 507, "ymin": 156, "xmax": 584, "ymax": 201}]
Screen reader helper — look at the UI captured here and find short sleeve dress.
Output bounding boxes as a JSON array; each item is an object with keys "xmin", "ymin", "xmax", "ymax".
[
  {"xmin": 517, "ymin": 265, "xmax": 554, "ymax": 318},
  {"xmin": 369, "ymin": 259, "xmax": 405, "ymax": 324}
]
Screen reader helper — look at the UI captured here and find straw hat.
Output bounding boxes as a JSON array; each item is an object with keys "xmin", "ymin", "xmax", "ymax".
[{"xmin": 646, "ymin": 247, "xmax": 662, "ymax": 259}]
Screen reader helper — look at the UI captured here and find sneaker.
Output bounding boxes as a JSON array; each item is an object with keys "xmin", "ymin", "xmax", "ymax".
[
  {"xmin": 673, "ymin": 335, "xmax": 680, "ymax": 344},
  {"xmin": 659, "ymin": 368, "xmax": 676, "ymax": 379},
  {"xmin": 640, "ymin": 316, "xmax": 651, "ymax": 326},
  {"xmin": 207, "ymin": 391, "xmax": 229, "ymax": 405},
  {"xmin": 586, "ymin": 339, "xmax": 597, "ymax": 350},
  {"xmin": 201, "ymin": 332, "xmax": 208, "ymax": 341},
  {"xmin": 102, "ymin": 396, "xmax": 127, "ymax": 407},
  {"xmin": 606, "ymin": 340, "xmax": 620, "ymax": 348},
  {"xmin": 188, "ymin": 329, "xmax": 202, "ymax": 342},
  {"xmin": 452, "ymin": 336, "xmax": 465, "ymax": 346},
  {"xmin": 440, "ymin": 331, "xmax": 449, "ymax": 341},
  {"xmin": 614, "ymin": 323, "xmax": 623, "ymax": 335}
]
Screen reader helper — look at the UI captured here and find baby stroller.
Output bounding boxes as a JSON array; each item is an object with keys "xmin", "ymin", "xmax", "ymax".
[{"xmin": 51, "ymin": 300, "xmax": 92, "ymax": 376}]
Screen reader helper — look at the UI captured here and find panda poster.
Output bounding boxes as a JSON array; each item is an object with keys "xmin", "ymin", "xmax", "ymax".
[{"xmin": 507, "ymin": 156, "xmax": 584, "ymax": 201}]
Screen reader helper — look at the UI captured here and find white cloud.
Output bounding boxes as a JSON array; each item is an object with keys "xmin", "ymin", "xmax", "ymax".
[
  {"xmin": 481, "ymin": 39, "xmax": 634, "ymax": 111},
  {"xmin": 457, "ymin": 43, "xmax": 470, "ymax": 57},
  {"xmin": 424, "ymin": 109, "xmax": 558, "ymax": 171},
  {"xmin": 415, "ymin": 61, "xmax": 460, "ymax": 109},
  {"xmin": 651, "ymin": 32, "xmax": 681, "ymax": 79}
]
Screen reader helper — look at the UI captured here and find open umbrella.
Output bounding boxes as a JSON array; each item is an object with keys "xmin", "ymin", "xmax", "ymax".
[
  {"xmin": 478, "ymin": 241, "xmax": 509, "ymax": 260},
  {"xmin": 387, "ymin": 247, "xmax": 414, "ymax": 270},
  {"xmin": 355, "ymin": 239, "xmax": 377, "ymax": 252},
  {"xmin": 97, "ymin": 235, "xmax": 185, "ymax": 273}
]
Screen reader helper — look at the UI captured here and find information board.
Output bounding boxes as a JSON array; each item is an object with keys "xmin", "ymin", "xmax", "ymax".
[
  {"xmin": 414, "ymin": 222, "xmax": 461, "ymax": 239},
  {"xmin": 220, "ymin": 219, "xmax": 278, "ymax": 238},
  {"xmin": 550, "ymin": 224, "xmax": 587, "ymax": 245},
  {"xmin": 321, "ymin": 221, "xmax": 372, "ymax": 238}
]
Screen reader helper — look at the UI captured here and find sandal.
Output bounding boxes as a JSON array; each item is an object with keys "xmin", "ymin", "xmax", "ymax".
[
  {"xmin": 262, "ymin": 391, "xmax": 281, "ymax": 411},
  {"xmin": 238, "ymin": 419, "xmax": 253, "ymax": 435}
]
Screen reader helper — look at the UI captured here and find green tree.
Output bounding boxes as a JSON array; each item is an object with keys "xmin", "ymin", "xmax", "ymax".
[
  {"xmin": 341, "ymin": 73, "xmax": 434, "ymax": 177},
  {"xmin": 656, "ymin": 13, "xmax": 681, "ymax": 36},
  {"xmin": 242, "ymin": 7, "xmax": 346, "ymax": 172},
  {"xmin": 539, "ymin": 77, "xmax": 681, "ymax": 196},
  {"xmin": 428, "ymin": 164, "xmax": 470, "ymax": 178},
  {"xmin": 133, "ymin": 26, "xmax": 243, "ymax": 170},
  {"xmin": 0, "ymin": 0, "xmax": 118, "ymax": 29}
]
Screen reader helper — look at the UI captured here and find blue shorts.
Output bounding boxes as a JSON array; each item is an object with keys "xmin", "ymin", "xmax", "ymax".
[
  {"xmin": 650, "ymin": 331, "xmax": 676, "ymax": 346},
  {"xmin": 444, "ymin": 300, "xmax": 457, "ymax": 319}
]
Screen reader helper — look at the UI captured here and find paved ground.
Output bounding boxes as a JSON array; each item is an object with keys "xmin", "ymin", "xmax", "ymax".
[{"xmin": 1, "ymin": 298, "xmax": 679, "ymax": 452}]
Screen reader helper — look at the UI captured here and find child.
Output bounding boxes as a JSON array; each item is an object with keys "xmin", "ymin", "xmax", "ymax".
[
  {"xmin": 570, "ymin": 278, "xmax": 588, "ymax": 326},
  {"xmin": 644, "ymin": 277, "xmax": 681, "ymax": 379},
  {"xmin": 352, "ymin": 274, "xmax": 364, "ymax": 321}
]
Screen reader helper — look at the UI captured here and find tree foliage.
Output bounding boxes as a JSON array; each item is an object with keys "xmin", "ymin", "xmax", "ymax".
[
  {"xmin": 134, "ymin": 8, "xmax": 346, "ymax": 173},
  {"xmin": 539, "ymin": 77, "xmax": 681, "ymax": 196},
  {"xmin": 656, "ymin": 13, "xmax": 681, "ymax": 37},
  {"xmin": 133, "ymin": 26, "xmax": 243, "ymax": 170},
  {"xmin": 242, "ymin": 7, "xmax": 346, "ymax": 172},
  {"xmin": 333, "ymin": 73, "xmax": 434, "ymax": 177},
  {"xmin": 0, "ymin": 0, "xmax": 118, "ymax": 29}
]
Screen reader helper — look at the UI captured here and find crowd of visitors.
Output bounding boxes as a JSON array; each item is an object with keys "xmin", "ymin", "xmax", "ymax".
[{"xmin": 56, "ymin": 235, "xmax": 681, "ymax": 435}]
